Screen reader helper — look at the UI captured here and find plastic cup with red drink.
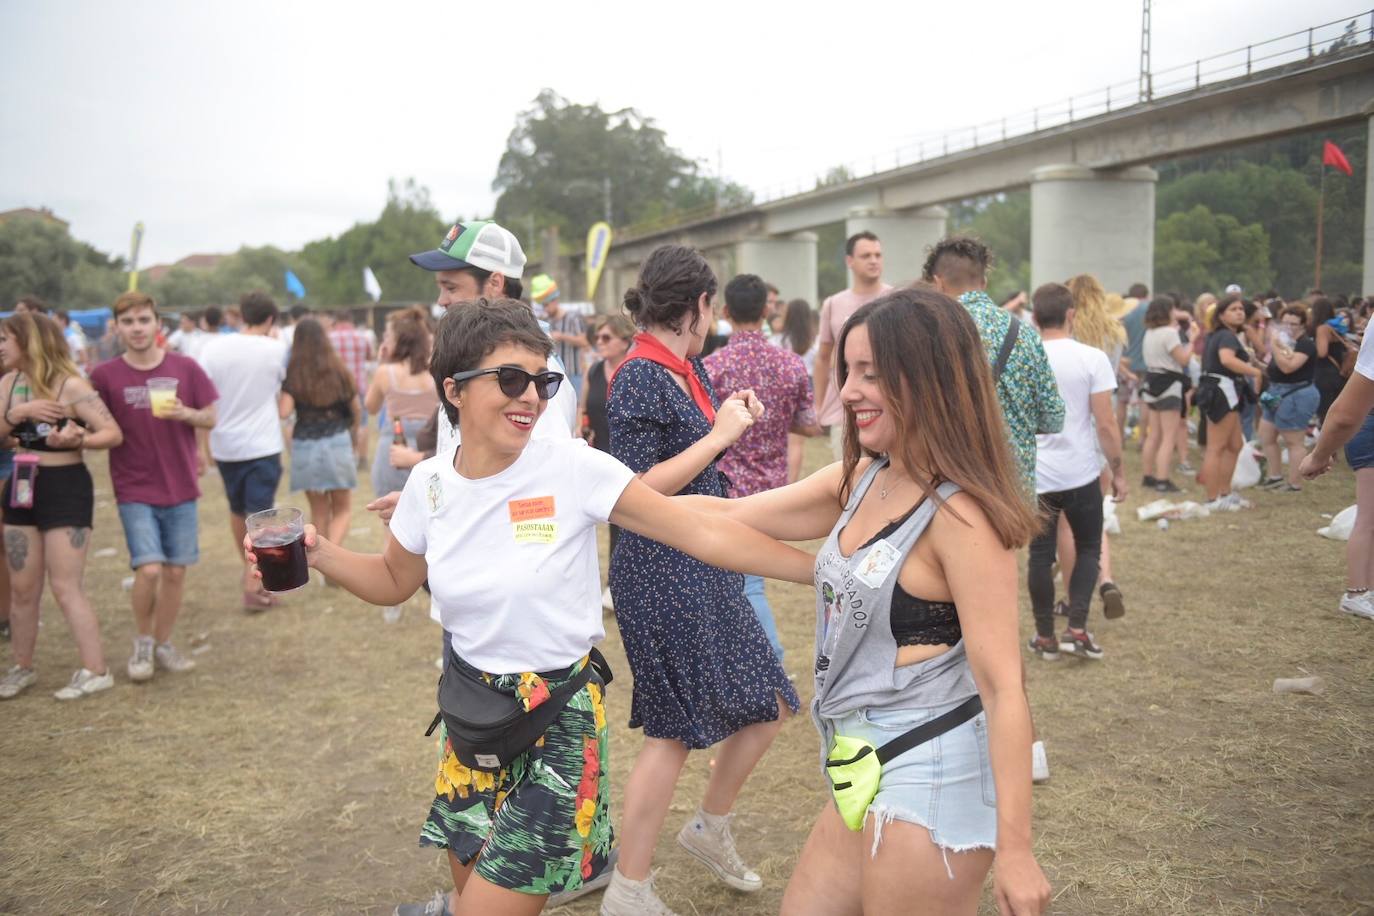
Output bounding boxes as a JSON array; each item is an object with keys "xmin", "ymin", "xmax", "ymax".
[{"xmin": 247, "ymin": 507, "xmax": 309, "ymax": 592}]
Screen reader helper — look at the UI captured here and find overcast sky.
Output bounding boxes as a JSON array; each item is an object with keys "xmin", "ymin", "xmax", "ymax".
[{"xmin": 1, "ymin": 0, "xmax": 1362, "ymax": 267}]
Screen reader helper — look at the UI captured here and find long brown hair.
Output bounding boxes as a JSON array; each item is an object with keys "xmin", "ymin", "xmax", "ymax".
[
  {"xmin": 284, "ymin": 318, "xmax": 356, "ymax": 407},
  {"xmin": 835, "ymin": 288, "xmax": 1038, "ymax": 549},
  {"xmin": 388, "ymin": 319, "xmax": 431, "ymax": 375},
  {"xmin": 2, "ymin": 312, "xmax": 80, "ymax": 399}
]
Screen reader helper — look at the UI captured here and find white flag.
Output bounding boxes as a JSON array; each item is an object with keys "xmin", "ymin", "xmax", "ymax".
[{"xmin": 362, "ymin": 266, "xmax": 382, "ymax": 302}]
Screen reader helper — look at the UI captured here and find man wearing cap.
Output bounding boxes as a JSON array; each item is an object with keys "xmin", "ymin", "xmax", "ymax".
[{"xmin": 531, "ymin": 274, "xmax": 587, "ymax": 395}]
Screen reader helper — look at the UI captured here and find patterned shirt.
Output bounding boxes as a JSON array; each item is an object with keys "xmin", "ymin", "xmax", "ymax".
[
  {"xmin": 328, "ymin": 324, "xmax": 373, "ymax": 398},
  {"xmin": 542, "ymin": 309, "xmax": 586, "ymax": 378},
  {"xmin": 703, "ymin": 329, "xmax": 816, "ymax": 496},
  {"xmin": 958, "ymin": 291, "xmax": 1065, "ymax": 491}
]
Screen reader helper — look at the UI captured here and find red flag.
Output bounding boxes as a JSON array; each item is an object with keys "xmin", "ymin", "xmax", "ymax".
[{"xmin": 1322, "ymin": 140, "xmax": 1353, "ymax": 177}]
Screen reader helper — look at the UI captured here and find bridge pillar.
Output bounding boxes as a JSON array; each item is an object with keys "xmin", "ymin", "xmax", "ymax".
[
  {"xmin": 845, "ymin": 206, "xmax": 948, "ymax": 287},
  {"xmin": 1030, "ymin": 164, "xmax": 1157, "ymax": 295},
  {"xmin": 734, "ymin": 232, "xmax": 819, "ymax": 306},
  {"xmin": 1364, "ymin": 110, "xmax": 1374, "ymax": 295}
]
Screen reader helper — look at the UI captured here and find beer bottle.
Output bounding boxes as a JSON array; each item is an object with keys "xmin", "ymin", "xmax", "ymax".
[{"xmin": 392, "ymin": 419, "xmax": 405, "ymax": 446}]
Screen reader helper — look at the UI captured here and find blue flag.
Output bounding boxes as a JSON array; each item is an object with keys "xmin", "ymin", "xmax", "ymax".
[{"xmin": 284, "ymin": 269, "xmax": 306, "ymax": 299}]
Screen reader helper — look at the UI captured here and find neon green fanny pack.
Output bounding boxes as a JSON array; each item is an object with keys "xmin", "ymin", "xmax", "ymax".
[{"xmin": 824, "ymin": 695, "xmax": 984, "ymax": 831}]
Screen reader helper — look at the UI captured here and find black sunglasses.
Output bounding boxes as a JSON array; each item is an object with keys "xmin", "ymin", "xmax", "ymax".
[{"xmin": 451, "ymin": 365, "xmax": 564, "ymax": 400}]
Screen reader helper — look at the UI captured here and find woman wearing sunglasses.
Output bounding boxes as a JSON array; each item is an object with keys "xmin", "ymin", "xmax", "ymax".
[
  {"xmin": 246, "ymin": 298, "xmax": 812, "ymax": 916},
  {"xmin": 681, "ymin": 288, "xmax": 1050, "ymax": 916}
]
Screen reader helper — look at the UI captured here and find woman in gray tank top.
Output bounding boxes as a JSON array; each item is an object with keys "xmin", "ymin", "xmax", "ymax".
[{"xmin": 683, "ymin": 288, "xmax": 1050, "ymax": 915}]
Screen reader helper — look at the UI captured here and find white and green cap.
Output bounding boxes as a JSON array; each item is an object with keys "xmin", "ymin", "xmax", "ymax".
[{"xmin": 409, "ymin": 220, "xmax": 526, "ymax": 278}]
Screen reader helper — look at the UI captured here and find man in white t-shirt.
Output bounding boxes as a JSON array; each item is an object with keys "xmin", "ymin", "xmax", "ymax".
[
  {"xmin": 199, "ymin": 291, "xmax": 287, "ymax": 608},
  {"xmin": 813, "ymin": 231, "xmax": 891, "ymax": 459},
  {"xmin": 1025, "ymin": 282, "xmax": 1128, "ymax": 663}
]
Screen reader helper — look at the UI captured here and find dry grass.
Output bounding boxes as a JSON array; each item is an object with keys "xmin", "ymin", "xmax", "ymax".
[{"xmin": 0, "ymin": 439, "xmax": 1371, "ymax": 915}]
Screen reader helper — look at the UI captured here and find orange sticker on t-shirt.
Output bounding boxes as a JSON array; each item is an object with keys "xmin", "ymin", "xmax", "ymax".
[{"xmin": 508, "ymin": 496, "xmax": 556, "ymax": 522}]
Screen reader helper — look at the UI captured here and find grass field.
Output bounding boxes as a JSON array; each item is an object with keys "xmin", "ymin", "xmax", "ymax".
[{"xmin": 0, "ymin": 436, "xmax": 1371, "ymax": 915}]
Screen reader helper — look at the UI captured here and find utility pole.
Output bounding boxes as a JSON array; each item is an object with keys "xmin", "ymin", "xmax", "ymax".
[{"xmin": 1139, "ymin": 0, "xmax": 1153, "ymax": 103}]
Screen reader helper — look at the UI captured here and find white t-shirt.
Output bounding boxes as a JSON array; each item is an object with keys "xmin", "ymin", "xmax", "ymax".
[
  {"xmin": 1355, "ymin": 329, "xmax": 1374, "ymax": 381},
  {"xmin": 200, "ymin": 333, "xmax": 287, "ymax": 461},
  {"xmin": 390, "ymin": 437, "xmax": 635, "ymax": 673},
  {"xmin": 1141, "ymin": 326, "xmax": 1186, "ymax": 402},
  {"xmin": 1036, "ymin": 337, "xmax": 1117, "ymax": 494}
]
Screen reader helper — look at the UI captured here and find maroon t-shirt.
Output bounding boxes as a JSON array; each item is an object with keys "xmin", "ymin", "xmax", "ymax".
[{"xmin": 90, "ymin": 352, "xmax": 218, "ymax": 507}]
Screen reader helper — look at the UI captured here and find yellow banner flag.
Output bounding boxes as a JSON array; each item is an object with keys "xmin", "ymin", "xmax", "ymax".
[
  {"xmin": 585, "ymin": 221, "xmax": 612, "ymax": 300},
  {"xmin": 127, "ymin": 222, "xmax": 145, "ymax": 292}
]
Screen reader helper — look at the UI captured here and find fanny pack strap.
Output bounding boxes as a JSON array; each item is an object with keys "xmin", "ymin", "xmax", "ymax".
[
  {"xmin": 874, "ymin": 694, "xmax": 984, "ymax": 764},
  {"xmin": 424, "ymin": 647, "xmax": 613, "ymax": 737}
]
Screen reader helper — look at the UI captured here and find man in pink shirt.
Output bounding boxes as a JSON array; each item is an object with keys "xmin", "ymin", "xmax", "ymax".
[
  {"xmin": 812, "ymin": 231, "xmax": 892, "ymax": 459},
  {"xmin": 90, "ymin": 293, "xmax": 219, "ymax": 683}
]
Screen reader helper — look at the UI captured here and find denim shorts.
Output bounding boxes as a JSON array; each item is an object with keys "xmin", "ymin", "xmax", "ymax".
[
  {"xmin": 1261, "ymin": 382, "xmax": 1320, "ymax": 432},
  {"xmin": 823, "ymin": 698, "xmax": 996, "ymax": 857},
  {"xmin": 216, "ymin": 453, "xmax": 282, "ymax": 516},
  {"xmin": 117, "ymin": 500, "xmax": 199, "ymax": 568},
  {"xmin": 289, "ymin": 430, "xmax": 357, "ymax": 493},
  {"xmin": 1345, "ymin": 411, "xmax": 1374, "ymax": 470}
]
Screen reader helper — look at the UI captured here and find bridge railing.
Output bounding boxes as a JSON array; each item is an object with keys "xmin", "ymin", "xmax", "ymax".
[
  {"xmin": 751, "ymin": 10, "xmax": 1373, "ymax": 205},
  {"xmin": 620, "ymin": 10, "xmax": 1373, "ymax": 241}
]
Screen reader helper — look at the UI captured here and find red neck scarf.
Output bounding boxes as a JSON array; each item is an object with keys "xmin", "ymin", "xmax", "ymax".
[{"xmin": 608, "ymin": 332, "xmax": 716, "ymax": 422}]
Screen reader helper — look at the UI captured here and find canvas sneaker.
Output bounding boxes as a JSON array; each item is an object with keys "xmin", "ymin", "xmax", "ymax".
[
  {"xmin": 1059, "ymin": 629, "xmax": 1104, "ymax": 660},
  {"xmin": 1338, "ymin": 592, "xmax": 1374, "ymax": 620},
  {"xmin": 0, "ymin": 664, "xmax": 36, "ymax": 699},
  {"xmin": 155, "ymin": 642, "xmax": 197, "ymax": 673},
  {"xmin": 127, "ymin": 635, "xmax": 155, "ymax": 682},
  {"xmin": 1027, "ymin": 634, "xmax": 1059, "ymax": 660},
  {"xmin": 53, "ymin": 667, "xmax": 114, "ymax": 701},
  {"xmin": 1031, "ymin": 740, "xmax": 1050, "ymax": 784},
  {"xmin": 548, "ymin": 847, "xmax": 618, "ymax": 908},
  {"xmin": 1099, "ymin": 582, "xmax": 1126, "ymax": 620},
  {"xmin": 600, "ymin": 868, "xmax": 678, "ymax": 916},
  {"xmin": 676, "ymin": 810, "xmax": 762, "ymax": 892},
  {"xmin": 393, "ymin": 890, "xmax": 452, "ymax": 916}
]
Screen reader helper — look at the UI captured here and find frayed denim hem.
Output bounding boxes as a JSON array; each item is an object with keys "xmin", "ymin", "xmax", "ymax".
[{"xmin": 865, "ymin": 804, "xmax": 996, "ymax": 879}]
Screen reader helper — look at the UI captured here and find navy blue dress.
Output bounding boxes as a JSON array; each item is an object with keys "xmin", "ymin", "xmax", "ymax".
[{"xmin": 608, "ymin": 357, "xmax": 800, "ymax": 749}]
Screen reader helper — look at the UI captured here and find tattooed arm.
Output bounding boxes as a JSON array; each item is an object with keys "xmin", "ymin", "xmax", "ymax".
[{"xmin": 64, "ymin": 378, "xmax": 123, "ymax": 450}]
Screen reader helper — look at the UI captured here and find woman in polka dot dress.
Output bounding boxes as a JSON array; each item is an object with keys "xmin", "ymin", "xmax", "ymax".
[{"xmin": 601, "ymin": 245, "xmax": 800, "ymax": 915}]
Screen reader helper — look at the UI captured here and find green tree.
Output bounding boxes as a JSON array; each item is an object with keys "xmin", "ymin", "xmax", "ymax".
[
  {"xmin": 1154, "ymin": 204, "xmax": 1272, "ymax": 296},
  {"xmin": 493, "ymin": 90, "xmax": 753, "ymax": 241},
  {"xmin": 0, "ymin": 216, "xmax": 126, "ymax": 309},
  {"xmin": 950, "ymin": 191, "xmax": 1031, "ymax": 302}
]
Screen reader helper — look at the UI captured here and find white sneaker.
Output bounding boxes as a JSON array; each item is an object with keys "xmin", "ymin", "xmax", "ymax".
[
  {"xmin": 127, "ymin": 635, "xmax": 155, "ymax": 682},
  {"xmin": 53, "ymin": 667, "xmax": 114, "ymax": 701},
  {"xmin": 155, "ymin": 642, "xmax": 197, "ymax": 673},
  {"xmin": 1031, "ymin": 740, "xmax": 1050, "ymax": 784},
  {"xmin": 1338, "ymin": 592, "xmax": 1374, "ymax": 620},
  {"xmin": 0, "ymin": 665, "xmax": 36, "ymax": 699},
  {"xmin": 676, "ymin": 809, "xmax": 762, "ymax": 892},
  {"xmin": 600, "ymin": 868, "xmax": 677, "ymax": 916},
  {"xmin": 1222, "ymin": 493, "xmax": 1252, "ymax": 511}
]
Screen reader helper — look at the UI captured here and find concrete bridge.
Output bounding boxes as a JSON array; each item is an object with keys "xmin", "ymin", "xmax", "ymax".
[{"xmin": 550, "ymin": 25, "xmax": 1374, "ymax": 307}]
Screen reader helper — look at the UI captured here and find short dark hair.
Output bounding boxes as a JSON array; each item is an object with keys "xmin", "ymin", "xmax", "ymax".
[
  {"xmin": 289, "ymin": 304, "xmax": 309, "ymax": 321},
  {"xmin": 15, "ymin": 295, "xmax": 49, "ymax": 314},
  {"xmin": 623, "ymin": 244, "xmax": 717, "ymax": 336},
  {"xmin": 239, "ymin": 291, "xmax": 279, "ymax": 327},
  {"xmin": 765, "ymin": 282, "xmax": 779, "ymax": 296},
  {"xmin": 1031, "ymin": 282, "xmax": 1073, "ymax": 329},
  {"xmin": 461, "ymin": 266, "xmax": 523, "ymax": 301},
  {"xmin": 724, "ymin": 274, "xmax": 767, "ymax": 325},
  {"xmin": 203, "ymin": 306, "xmax": 223, "ymax": 329},
  {"xmin": 113, "ymin": 292, "xmax": 157, "ymax": 318},
  {"xmin": 922, "ymin": 236, "xmax": 992, "ymax": 289},
  {"xmin": 430, "ymin": 298, "xmax": 552, "ymax": 426},
  {"xmin": 845, "ymin": 231, "xmax": 880, "ymax": 257},
  {"xmin": 1144, "ymin": 296, "xmax": 1176, "ymax": 329},
  {"xmin": 1127, "ymin": 283, "xmax": 1149, "ymax": 299}
]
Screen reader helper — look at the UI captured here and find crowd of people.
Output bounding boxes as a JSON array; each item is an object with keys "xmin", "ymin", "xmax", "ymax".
[{"xmin": 2, "ymin": 213, "xmax": 1367, "ymax": 916}]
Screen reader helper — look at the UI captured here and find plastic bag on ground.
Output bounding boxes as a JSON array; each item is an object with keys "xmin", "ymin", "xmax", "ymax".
[
  {"xmin": 1232, "ymin": 444, "xmax": 1262, "ymax": 490},
  {"xmin": 1318, "ymin": 504, "xmax": 1357, "ymax": 541}
]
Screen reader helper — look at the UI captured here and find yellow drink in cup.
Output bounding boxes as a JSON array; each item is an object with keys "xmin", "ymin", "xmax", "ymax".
[{"xmin": 147, "ymin": 377, "xmax": 178, "ymax": 418}]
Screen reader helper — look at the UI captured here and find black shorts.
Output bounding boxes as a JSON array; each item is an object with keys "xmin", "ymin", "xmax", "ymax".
[
  {"xmin": 1196, "ymin": 383, "xmax": 1240, "ymax": 425},
  {"xmin": 2, "ymin": 463, "xmax": 95, "ymax": 531}
]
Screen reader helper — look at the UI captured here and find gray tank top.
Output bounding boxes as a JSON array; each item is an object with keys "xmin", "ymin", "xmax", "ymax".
[{"xmin": 811, "ymin": 459, "xmax": 979, "ymax": 730}]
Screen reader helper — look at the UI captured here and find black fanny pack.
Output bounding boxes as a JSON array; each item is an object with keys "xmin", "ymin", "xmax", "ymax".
[
  {"xmin": 1144, "ymin": 369, "xmax": 1191, "ymax": 398},
  {"xmin": 426, "ymin": 648, "xmax": 613, "ymax": 773}
]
